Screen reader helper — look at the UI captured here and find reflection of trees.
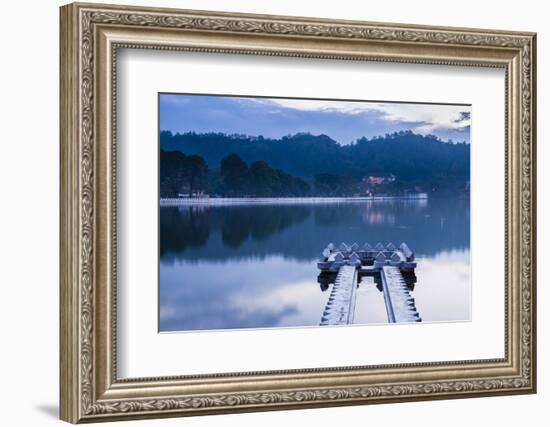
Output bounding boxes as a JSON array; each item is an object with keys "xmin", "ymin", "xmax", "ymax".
[
  {"xmin": 222, "ymin": 205, "xmax": 311, "ymax": 246},
  {"xmin": 160, "ymin": 198, "xmax": 470, "ymax": 263},
  {"xmin": 160, "ymin": 207, "xmax": 211, "ymax": 256},
  {"xmin": 314, "ymin": 205, "xmax": 356, "ymax": 226},
  {"xmin": 251, "ymin": 206, "xmax": 310, "ymax": 241},
  {"xmin": 221, "ymin": 209, "xmax": 251, "ymax": 247},
  {"xmin": 161, "ymin": 205, "xmax": 313, "ymax": 255}
]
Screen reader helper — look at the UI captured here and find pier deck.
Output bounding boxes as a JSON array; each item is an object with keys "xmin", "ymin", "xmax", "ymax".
[
  {"xmin": 317, "ymin": 242, "xmax": 421, "ymax": 325},
  {"xmin": 320, "ymin": 265, "xmax": 358, "ymax": 326},
  {"xmin": 380, "ymin": 266, "xmax": 421, "ymax": 323}
]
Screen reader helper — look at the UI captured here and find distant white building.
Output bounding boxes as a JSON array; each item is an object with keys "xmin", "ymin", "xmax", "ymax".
[{"xmin": 363, "ymin": 173, "xmax": 396, "ymax": 186}]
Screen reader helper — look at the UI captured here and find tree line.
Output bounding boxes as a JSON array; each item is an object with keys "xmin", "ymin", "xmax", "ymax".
[
  {"xmin": 160, "ymin": 129, "xmax": 471, "ymax": 197},
  {"xmin": 219, "ymin": 154, "xmax": 310, "ymax": 197},
  {"xmin": 160, "ymin": 130, "xmax": 470, "ymax": 183},
  {"xmin": 160, "ymin": 151, "xmax": 313, "ymax": 198},
  {"xmin": 160, "ymin": 150, "xmax": 208, "ymax": 197},
  {"xmin": 161, "ymin": 148, "xmax": 424, "ymax": 198}
]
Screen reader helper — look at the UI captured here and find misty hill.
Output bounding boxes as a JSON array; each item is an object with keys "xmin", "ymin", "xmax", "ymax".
[{"xmin": 160, "ymin": 130, "xmax": 469, "ymax": 184}]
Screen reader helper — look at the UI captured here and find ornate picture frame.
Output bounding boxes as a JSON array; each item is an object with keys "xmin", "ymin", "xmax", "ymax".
[{"xmin": 60, "ymin": 2, "xmax": 536, "ymax": 423}]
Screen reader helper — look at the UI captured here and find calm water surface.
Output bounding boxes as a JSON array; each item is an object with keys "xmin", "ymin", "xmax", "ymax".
[{"xmin": 159, "ymin": 198, "xmax": 470, "ymax": 332}]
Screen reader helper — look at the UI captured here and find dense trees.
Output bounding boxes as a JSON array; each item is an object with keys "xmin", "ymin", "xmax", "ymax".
[
  {"xmin": 220, "ymin": 157, "xmax": 312, "ymax": 197},
  {"xmin": 160, "ymin": 129, "xmax": 469, "ymax": 182},
  {"xmin": 220, "ymin": 154, "xmax": 249, "ymax": 196},
  {"xmin": 160, "ymin": 150, "xmax": 208, "ymax": 197},
  {"xmin": 314, "ymin": 173, "xmax": 360, "ymax": 197},
  {"xmin": 276, "ymin": 168, "xmax": 310, "ymax": 197},
  {"xmin": 187, "ymin": 155, "xmax": 208, "ymax": 195},
  {"xmin": 161, "ymin": 151, "xmax": 311, "ymax": 198},
  {"xmin": 249, "ymin": 160, "xmax": 279, "ymax": 197},
  {"xmin": 160, "ymin": 129, "xmax": 471, "ymax": 197},
  {"xmin": 160, "ymin": 150, "xmax": 187, "ymax": 197}
]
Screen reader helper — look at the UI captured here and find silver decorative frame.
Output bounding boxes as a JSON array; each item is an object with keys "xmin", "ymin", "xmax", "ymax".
[{"xmin": 60, "ymin": 2, "xmax": 536, "ymax": 423}]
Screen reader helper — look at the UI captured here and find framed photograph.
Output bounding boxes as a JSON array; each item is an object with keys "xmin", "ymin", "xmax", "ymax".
[{"xmin": 60, "ymin": 2, "xmax": 537, "ymax": 423}]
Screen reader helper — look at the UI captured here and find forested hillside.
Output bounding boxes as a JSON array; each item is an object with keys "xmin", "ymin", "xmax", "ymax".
[{"xmin": 160, "ymin": 130, "xmax": 470, "ymax": 197}]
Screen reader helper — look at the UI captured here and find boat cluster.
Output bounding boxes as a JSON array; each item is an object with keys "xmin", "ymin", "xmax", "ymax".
[{"xmin": 317, "ymin": 242, "xmax": 416, "ymax": 273}]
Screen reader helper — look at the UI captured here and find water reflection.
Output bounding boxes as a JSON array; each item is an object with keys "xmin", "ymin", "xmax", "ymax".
[
  {"xmin": 160, "ymin": 257, "xmax": 327, "ymax": 331},
  {"xmin": 354, "ymin": 277, "xmax": 388, "ymax": 324},
  {"xmin": 413, "ymin": 249, "xmax": 471, "ymax": 322},
  {"xmin": 160, "ymin": 198, "xmax": 469, "ymax": 263},
  {"xmin": 159, "ymin": 198, "xmax": 470, "ymax": 331}
]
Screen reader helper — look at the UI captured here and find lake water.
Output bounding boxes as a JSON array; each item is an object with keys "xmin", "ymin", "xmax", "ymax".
[{"xmin": 159, "ymin": 198, "xmax": 470, "ymax": 332}]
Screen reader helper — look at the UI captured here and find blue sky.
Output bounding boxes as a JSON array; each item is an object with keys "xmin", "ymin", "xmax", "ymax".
[{"xmin": 159, "ymin": 93, "xmax": 471, "ymax": 144}]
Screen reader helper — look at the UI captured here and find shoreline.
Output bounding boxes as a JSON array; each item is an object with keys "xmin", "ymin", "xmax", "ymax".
[{"xmin": 160, "ymin": 195, "xmax": 429, "ymax": 206}]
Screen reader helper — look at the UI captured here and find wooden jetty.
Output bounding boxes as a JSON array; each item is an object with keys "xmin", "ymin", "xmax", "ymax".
[
  {"xmin": 320, "ymin": 266, "xmax": 358, "ymax": 325},
  {"xmin": 317, "ymin": 242, "xmax": 421, "ymax": 325},
  {"xmin": 380, "ymin": 266, "xmax": 420, "ymax": 322}
]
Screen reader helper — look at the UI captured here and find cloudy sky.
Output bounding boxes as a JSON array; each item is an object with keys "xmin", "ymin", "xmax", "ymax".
[{"xmin": 159, "ymin": 93, "xmax": 471, "ymax": 144}]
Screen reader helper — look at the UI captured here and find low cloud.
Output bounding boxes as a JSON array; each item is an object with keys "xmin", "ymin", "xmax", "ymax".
[
  {"xmin": 161, "ymin": 94, "xmax": 471, "ymax": 144},
  {"xmin": 250, "ymin": 98, "xmax": 471, "ymax": 142}
]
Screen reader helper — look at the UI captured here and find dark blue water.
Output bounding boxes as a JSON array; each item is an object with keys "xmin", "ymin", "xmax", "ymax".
[{"xmin": 159, "ymin": 198, "xmax": 470, "ymax": 332}]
